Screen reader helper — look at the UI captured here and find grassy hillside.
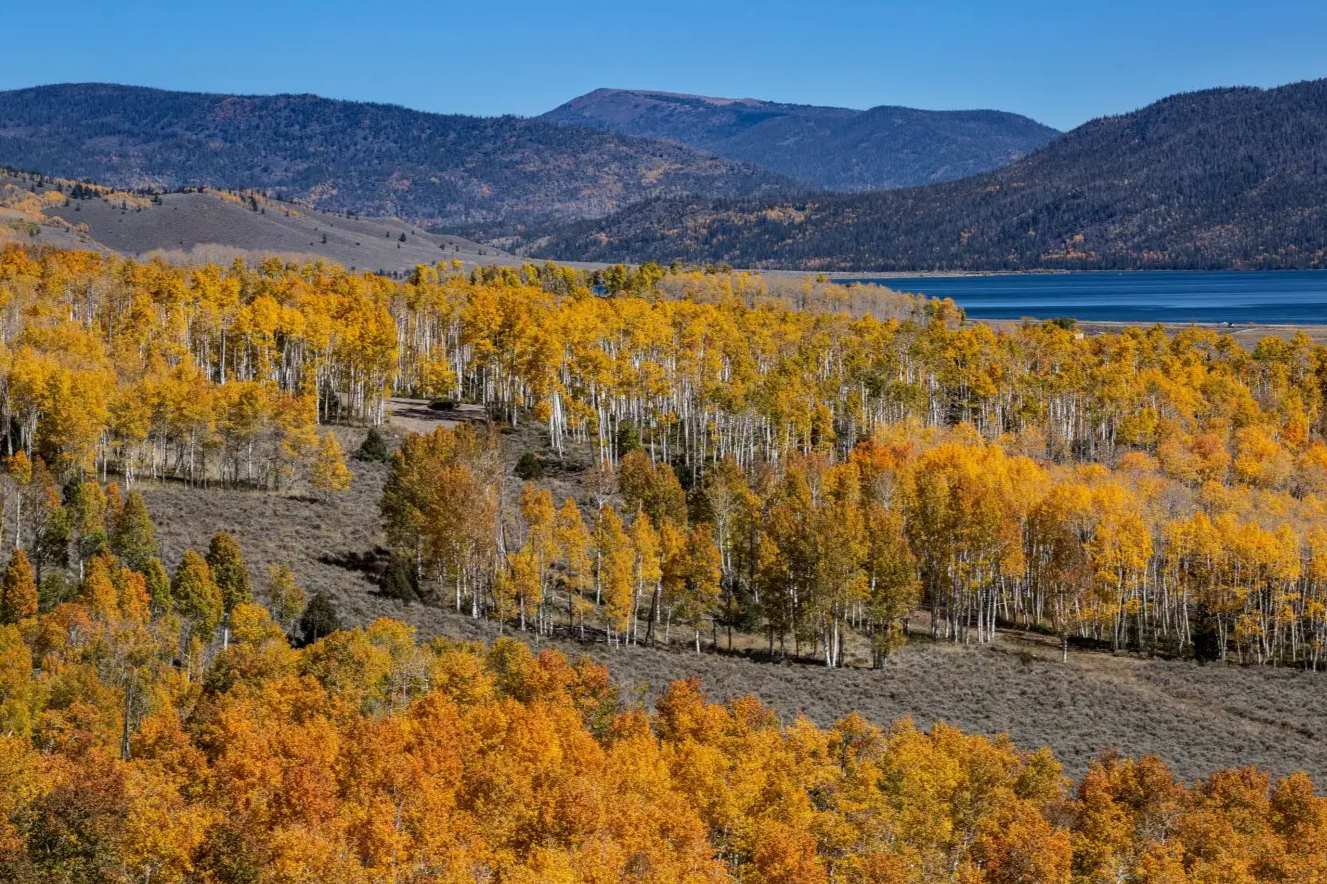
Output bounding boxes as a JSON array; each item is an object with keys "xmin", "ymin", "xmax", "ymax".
[
  {"xmin": 0, "ymin": 167, "xmax": 522, "ymax": 271},
  {"xmin": 543, "ymin": 88, "xmax": 1059, "ymax": 190},
  {"xmin": 524, "ymin": 79, "xmax": 1327, "ymax": 270},
  {"xmin": 0, "ymin": 83, "xmax": 794, "ymax": 228}
]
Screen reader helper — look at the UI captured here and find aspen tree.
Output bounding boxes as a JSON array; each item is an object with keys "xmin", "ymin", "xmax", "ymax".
[
  {"xmin": 311, "ymin": 431, "xmax": 353, "ymax": 497},
  {"xmin": 0, "ymin": 549, "xmax": 37, "ymax": 623}
]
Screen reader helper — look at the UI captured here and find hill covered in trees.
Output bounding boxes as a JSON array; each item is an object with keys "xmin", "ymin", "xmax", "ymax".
[
  {"xmin": 542, "ymin": 88, "xmax": 1060, "ymax": 190},
  {"xmin": 0, "ymin": 84, "xmax": 794, "ymax": 228},
  {"xmin": 3, "ymin": 594, "xmax": 1324, "ymax": 883},
  {"xmin": 523, "ymin": 79, "xmax": 1327, "ymax": 270},
  {"xmin": 4, "ymin": 245, "xmax": 1327, "ymax": 878},
  {"xmin": 9, "ymin": 244, "xmax": 1327, "ymax": 677}
]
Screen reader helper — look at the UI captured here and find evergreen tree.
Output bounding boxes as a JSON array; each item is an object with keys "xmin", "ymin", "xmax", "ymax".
[
  {"xmin": 355, "ymin": 427, "xmax": 390, "ymax": 463},
  {"xmin": 111, "ymin": 492, "xmax": 158, "ymax": 573},
  {"xmin": 299, "ymin": 592, "xmax": 341, "ymax": 645},
  {"xmin": 206, "ymin": 532, "xmax": 252, "ymax": 613},
  {"xmin": 379, "ymin": 555, "xmax": 419, "ymax": 604},
  {"xmin": 172, "ymin": 551, "xmax": 222, "ymax": 637}
]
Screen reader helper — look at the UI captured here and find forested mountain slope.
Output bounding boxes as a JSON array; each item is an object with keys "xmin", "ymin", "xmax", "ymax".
[
  {"xmin": 525, "ymin": 79, "xmax": 1327, "ymax": 270},
  {"xmin": 0, "ymin": 83, "xmax": 794, "ymax": 227},
  {"xmin": 543, "ymin": 88, "xmax": 1060, "ymax": 189}
]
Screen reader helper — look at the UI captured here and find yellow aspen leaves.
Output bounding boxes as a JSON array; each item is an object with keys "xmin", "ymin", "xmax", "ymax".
[{"xmin": 310, "ymin": 432, "xmax": 352, "ymax": 496}]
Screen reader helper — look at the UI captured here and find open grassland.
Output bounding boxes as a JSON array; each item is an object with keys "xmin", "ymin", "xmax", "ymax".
[{"xmin": 138, "ymin": 423, "xmax": 1327, "ymax": 785}]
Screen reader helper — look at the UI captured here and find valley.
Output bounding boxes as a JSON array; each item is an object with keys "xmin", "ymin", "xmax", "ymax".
[
  {"xmin": 3, "ymin": 30, "xmax": 1327, "ymax": 879},
  {"xmin": 137, "ymin": 414, "xmax": 1327, "ymax": 786}
]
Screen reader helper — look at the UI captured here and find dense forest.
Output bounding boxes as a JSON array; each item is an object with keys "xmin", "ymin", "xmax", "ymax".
[
  {"xmin": 6, "ymin": 245, "xmax": 1327, "ymax": 671},
  {"xmin": 3, "ymin": 244, "xmax": 1327, "ymax": 879},
  {"xmin": 0, "ymin": 84, "xmax": 793, "ymax": 228},
  {"xmin": 3, "ymin": 583, "xmax": 1325, "ymax": 883},
  {"xmin": 542, "ymin": 88, "xmax": 1059, "ymax": 190},
  {"xmin": 520, "ymin": 79, "xmax": 1327, "ymax": 270}
]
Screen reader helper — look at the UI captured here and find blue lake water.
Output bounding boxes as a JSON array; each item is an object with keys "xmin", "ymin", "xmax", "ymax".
[{"xmin": 849, "ymin": 271, "xmax": 1327, "ymax": 324}]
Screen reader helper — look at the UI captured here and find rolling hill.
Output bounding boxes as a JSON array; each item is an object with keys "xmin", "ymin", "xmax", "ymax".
[
  {"xmin": 521, "ymin": 79, "xmax": 1327, "ymax": 271},
  {"xmin": 542, "ymin": 88, "xmax": 1060, "ymax": 190},
  {"xmin": 0, "ymin": 168, "xmax": 526, "ymax": 271},
  {"xmin": 0, "ymin": 84, "xmax": 794, "ymax": 229}
]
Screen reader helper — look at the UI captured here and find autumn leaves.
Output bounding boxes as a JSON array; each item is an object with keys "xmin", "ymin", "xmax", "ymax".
[
  {"xmin": 10, "ymin": 243, "xmax": 1327, "ymax": 668},
  {"xmin": 5, "ymin": 622, "xmax": 1325, "ymax": 883}
]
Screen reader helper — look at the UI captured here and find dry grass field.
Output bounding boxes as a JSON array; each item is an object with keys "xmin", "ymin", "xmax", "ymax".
[{"xmin": 137, "ymin": 420, "xmax": 1327, "ymax": 785}]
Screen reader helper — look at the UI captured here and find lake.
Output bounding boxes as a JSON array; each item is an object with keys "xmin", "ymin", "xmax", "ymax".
[{"xmin": 848, "ymin": 271, "xmax": 1327, "ymax": 325}]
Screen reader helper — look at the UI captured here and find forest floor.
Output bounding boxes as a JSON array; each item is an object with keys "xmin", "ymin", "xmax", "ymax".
[{"xmin": 136, "ymin": 412, "xmax": 1327, "ymax": 785}]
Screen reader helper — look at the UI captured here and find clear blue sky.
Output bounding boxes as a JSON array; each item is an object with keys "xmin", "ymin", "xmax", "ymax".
[{"xmin": 2, "ymin": 0, "xmax": 1325, "ymax": 131}]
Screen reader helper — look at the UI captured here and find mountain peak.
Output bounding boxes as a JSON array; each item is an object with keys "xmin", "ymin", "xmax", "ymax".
[
  {"xmin": 578, "ymin": 88, "xmax": 773, "ymax": 107},
  {"xmin": 543, "ymin": 89, "xmax": 1058, "ymax": 191}
]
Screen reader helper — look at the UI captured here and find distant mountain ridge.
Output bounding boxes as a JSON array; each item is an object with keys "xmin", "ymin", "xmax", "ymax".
[
  {"xmin": 0, "ymin": 83, "xmax": 795, "ymax": 228},
  {"xmin": 520, "ymin": 79, "xmax": 1327, "ymax": 271},
  {"xmin": 541, "ymin": 88, "xmax": 1061, "ymax": 190}
]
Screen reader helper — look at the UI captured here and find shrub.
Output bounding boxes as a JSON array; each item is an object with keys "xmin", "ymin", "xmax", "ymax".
[
  {"xmin": 379, "ymin": 555, "xmax": 420, "ymax": 604},
  {"xmin": 615, "ymin": 423, "xmax": 643, "ymax": 457},
  {"xmin": 299, "ymin": 592, "xmax": 341, "ymax": 645},
  {"xmin": 356, "ymin": 427, "xmax": 391, "ymax": 463},
  {"xmin": 515, "ymin": 452, "xmax": 545, "ymax": 481}
]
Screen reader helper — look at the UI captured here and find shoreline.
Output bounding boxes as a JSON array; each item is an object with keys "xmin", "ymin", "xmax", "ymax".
[
  {"xmin": 978, "ymin": 316, "xmax": 1327, "ymax": 345},
  {"xmin": 822, "ymin": 267, "xmax": 1327, "ymax": 280}
]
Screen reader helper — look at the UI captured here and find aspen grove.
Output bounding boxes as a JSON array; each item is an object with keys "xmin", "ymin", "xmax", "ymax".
[{"xmin": 7, "ymin": 247, "xmax": 1327, "ymax": 666}]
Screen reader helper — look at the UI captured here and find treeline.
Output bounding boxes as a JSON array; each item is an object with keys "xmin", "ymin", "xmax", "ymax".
[
  {"xmin": 2, "ymin": 576, "xmax": 1324, "ymax": 883},
  {"xmin": 388, "ymin": 419, "xmax": 1327, "ymax": 670}
]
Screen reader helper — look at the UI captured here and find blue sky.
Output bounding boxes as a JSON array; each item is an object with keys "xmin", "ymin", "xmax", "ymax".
[{"xmin": 2, "ymin": 0, "xmax": 1324, "ymax": 131}]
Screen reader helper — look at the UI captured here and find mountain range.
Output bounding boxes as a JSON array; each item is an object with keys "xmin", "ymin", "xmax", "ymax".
[
  {"xmin": 519, "ymin": 79, "xmax": 1327, "ymax": 270},
  {"xmin": 541, "ymin": 88, "xmax": 1060, "ymax": 190},
  {"xmin": 0, "ymin": 84, "xmax": 794, "ymax": 228},
  {"xmin": 3, "ymin": 79, "xmax": 1326, "ymax": 271},
  {"xmin": 0, "ymin": 83, "xmax": 1057, "ymax": 234}
]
